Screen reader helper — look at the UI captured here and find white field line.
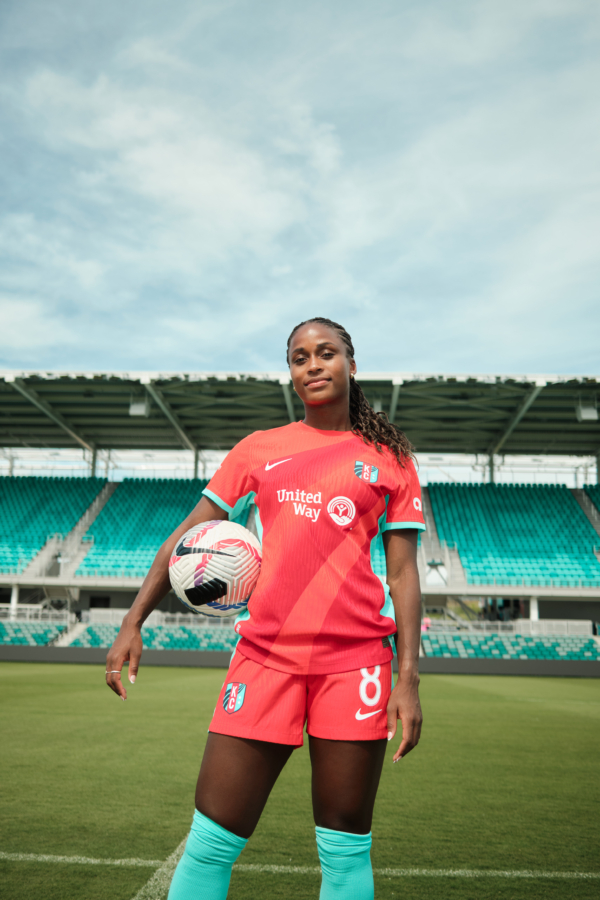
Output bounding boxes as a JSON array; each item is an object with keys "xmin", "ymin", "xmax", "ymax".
[
  {"xmin": 2, "ymin": 848, "xmax": 599, "ymax": 894},
  {"xmin": 130, "ymin": 838, "xmax": 187, "ymax": 900},
  {"xmin": 0, "ymin": 851, "xmax": 162, "ymax": 867},
  {"xmin": 236, "ymin": 864, "xmax": 600, "ymax": 880}
]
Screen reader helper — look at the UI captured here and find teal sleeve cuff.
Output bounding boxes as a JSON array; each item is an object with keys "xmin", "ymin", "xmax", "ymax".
[
  {"xmin": 382, "ymin": 521, "xmax": 426, "ymax": 532},
  {"xmin": 202, "ymin": 488, "xmax": 233, "ymax": 514}
]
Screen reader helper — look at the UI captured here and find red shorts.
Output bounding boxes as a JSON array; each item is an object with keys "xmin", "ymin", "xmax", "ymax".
[{"xmin": 209, "ymin": 653, "xmax": 392, "ymax": 746}]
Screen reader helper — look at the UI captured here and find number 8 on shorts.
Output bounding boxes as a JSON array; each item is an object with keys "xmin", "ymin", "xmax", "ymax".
[{"xmin": 359, "ymin": 666, "xmax": 382, "ymax": 707}]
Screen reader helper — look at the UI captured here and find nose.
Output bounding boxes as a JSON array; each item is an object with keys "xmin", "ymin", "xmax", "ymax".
[{"xmin": 307, "ymin": 354, "xmax": 322, "ymax": 372}]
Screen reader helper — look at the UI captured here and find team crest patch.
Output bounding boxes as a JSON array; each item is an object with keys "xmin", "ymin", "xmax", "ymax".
[
  {"xmin": 354, "ymin": 461, "xmax": 379, "ymax": 483},
  {"xmin": 223, "ymin": 682, "xmax": 246, "ymax": 715}
]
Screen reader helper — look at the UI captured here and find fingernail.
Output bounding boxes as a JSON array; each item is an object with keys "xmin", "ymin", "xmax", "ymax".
[
  {"xmin": 129, "ymin": 675, "xmax": 136, "ymax": 684},
  {"xmin": 387, "ymin": 731, "xmax": 392, "ymax": 741},
  {"xmin": 121, "ymin": 696, "xmax": 126, "ymax": 702}
]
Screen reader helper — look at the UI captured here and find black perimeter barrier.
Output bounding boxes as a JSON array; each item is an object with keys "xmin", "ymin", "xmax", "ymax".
[{"xmin": 0, "ymin": 645, "xmax": 599, "ymax": 676}]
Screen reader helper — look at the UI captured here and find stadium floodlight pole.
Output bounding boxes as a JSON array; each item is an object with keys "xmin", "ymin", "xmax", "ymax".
[
  {"xmin": 143, "ymin": 380, "xmax": 197, "ymax": 454},
  {"xmin": 7, "ymin": 376, "xmax": 95, "ymax": 453},
  {"xmin": 488, "ymin": 380, "xmax": 546, "ymax": 458}
]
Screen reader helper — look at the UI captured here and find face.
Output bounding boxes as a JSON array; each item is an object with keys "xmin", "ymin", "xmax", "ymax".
[{"xmin": 288, "ymin": 322, "xmax": 357, "ymax": 408}]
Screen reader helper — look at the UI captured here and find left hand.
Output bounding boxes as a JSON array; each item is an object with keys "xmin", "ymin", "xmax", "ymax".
[{"xmin": 386, "ymin": 671, "xmax": 423, "ymax": 763}]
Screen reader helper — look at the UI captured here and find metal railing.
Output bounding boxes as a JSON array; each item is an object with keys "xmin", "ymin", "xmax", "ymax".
[
  {"xmin": 423, "ymin": 619, "xmax": 594, "ymax": 636},
  {"xmin": 82, "ymin": 608, "xmax": 236, "ymax": 628},
  {"xmin": 0, "ymin": 604, "xmax": 73, "ymax": 624}
]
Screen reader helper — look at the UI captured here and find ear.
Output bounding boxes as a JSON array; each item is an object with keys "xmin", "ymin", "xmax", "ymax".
[{"xmin": 349, "ymin": 358, "xmax": 357, "ymax": 378}]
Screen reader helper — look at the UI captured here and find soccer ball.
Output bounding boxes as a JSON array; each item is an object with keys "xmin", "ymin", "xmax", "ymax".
[{"xmin": 168, "ymin": 520, "xmax": 262, "ymax": 618}]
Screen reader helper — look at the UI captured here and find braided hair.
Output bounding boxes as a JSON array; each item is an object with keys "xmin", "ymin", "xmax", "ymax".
[{"xmin": 286, "ymin": 317, "xmax": 414, "ymax": 467}]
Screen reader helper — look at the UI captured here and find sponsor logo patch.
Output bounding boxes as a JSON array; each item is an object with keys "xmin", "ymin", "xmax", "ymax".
[
  {"xmin": 223, "ymin": 682, "xmax": 246, "ymax": 714},
  {"xmin": 327, "ymin": 496, "xmax": 356, "ymax": 526},
  {"xmin": 354, "ymin": 461, "xmax": 379, "ymax": 483},
  {"xmin": 413, "ymin": 497, "xmax": 422, "ymax": 511}
]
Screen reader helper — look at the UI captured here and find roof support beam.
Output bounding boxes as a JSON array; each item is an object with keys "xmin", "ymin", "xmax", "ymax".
[
  {"xmin": 281, "ymin": 382, "xmax": 296, "ymax": 424},
  {"xmin": 489, "ymin": 383, "xmax": 545, "ymax": 456},
  {"xmin": 144, "ymin": 382, "xmax": 196, "ymax": 453},
  {"xmin": 8, "ymin": 377, "xmax": 95, "ymax": 452}
]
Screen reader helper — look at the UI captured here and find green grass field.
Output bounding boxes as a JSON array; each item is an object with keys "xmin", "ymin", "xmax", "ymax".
[{"xmin": 1, "ymin": 662, "xmax": 599, "ymax": 900}]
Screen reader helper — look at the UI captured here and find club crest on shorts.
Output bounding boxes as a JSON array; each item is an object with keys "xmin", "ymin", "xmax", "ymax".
[
  {"xmin": 354, "ymin": 461, "xmax": 379, "ymax": 483},
  {"xmin": 223, "ymin": 682, "xmax": 246, "ymax": 714}
]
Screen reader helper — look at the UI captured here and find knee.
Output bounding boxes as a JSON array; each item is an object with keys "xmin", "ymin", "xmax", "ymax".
[{"xmin": 315, "ymin": 812, "xmax": 371, "ymax": 835}]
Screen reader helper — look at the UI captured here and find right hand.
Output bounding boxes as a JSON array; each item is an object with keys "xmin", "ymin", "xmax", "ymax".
[{"xmin": 105, "ymin": 620, "xmax": 143, "ymax": 700}]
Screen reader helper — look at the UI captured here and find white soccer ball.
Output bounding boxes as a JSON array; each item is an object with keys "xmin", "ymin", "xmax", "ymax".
[{"xmin": 168, "ymin": 520, "xmax": 262, "ymax": 618}]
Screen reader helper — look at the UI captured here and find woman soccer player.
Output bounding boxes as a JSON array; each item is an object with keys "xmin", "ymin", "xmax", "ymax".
[{"xmin": 106, "ymin": 317, "xmax": 425, "ymax": 900}]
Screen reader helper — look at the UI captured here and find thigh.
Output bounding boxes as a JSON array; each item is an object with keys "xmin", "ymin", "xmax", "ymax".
[
  {"xmin": 309, "ymin": 735, "xmax": 387, "ymax": 834},
  {"xmin": 196, "ymin": 732, "xmax": 294, "ymax": 839},
  {"xmin": 307, "ymin": 663, "xmax": 392, "ymax": 833}
]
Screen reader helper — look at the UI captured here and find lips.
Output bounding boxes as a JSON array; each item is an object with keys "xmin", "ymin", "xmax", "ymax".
[{"xmin": 305, "ymin": 378, "xmax": 331, "ymax": 388}]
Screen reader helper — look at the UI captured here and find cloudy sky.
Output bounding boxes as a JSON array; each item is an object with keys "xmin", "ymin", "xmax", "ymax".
[{"xmin": 1, "ymin": 0, "xmax": 599, "ymax": 375}]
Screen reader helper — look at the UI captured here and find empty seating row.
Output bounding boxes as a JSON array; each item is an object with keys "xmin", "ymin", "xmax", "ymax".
[
  {"xmin": 69, "ymin": 623, "xmax": 238, "ymax": 652},
  {"xmin": 0, "ymin": 621, "xmax": 67, "ymax": 646},
  {"xmin": 76, "ymin": 479, "xmax": 210, "ymax": 579},
  {"xmin": 0, "ymin": 476, "xmax": 105, "ymax": 574},
  {"xmin": 428, "ymin": 483, "xmax": 600, "ymax": 587},
  {"xmin": 422, "ymin": 632, "xmax": 600, "ymax": 660}
]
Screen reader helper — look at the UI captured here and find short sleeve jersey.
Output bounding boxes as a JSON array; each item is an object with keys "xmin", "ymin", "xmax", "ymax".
[{"xmin": 203, "ymin": 421, "xmax": 425, "ymax": 675}]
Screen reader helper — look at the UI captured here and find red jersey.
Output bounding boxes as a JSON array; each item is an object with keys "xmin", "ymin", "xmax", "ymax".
[{"xmin": 203, "ymin": 421, "xmax": 425, "ymax": 675}]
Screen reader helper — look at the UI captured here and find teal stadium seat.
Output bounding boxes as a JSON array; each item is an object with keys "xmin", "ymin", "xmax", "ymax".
[
  {"xmin": 421, "ymin": 632, "xmax": 600, "ymax": 661},
  {"xmin": 0, "ymin": 476, "xmax": 106, "ymax": 574},
  {"xmin": 0, "ymin": 621, "xmax": 67, "ymax": 646},
  {"xmin": 75, "ymin": 478, "xmax": 218, "ymax": 579},
  {"xmin": 70, "ymin": 623, "xmax": 238, "ymax": 652},
  {"xmin": 428, "ymin": 483, "xmax": 600, "ymax": 587}
]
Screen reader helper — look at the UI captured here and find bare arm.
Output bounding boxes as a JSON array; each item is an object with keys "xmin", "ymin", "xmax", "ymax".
[
  {"xmin": 105, "ymin": 495, "xmax": 228, "ymax": 700},
  {"xmin": 382, "ymin": 529, "xmax": 423, "ymax": 762}
]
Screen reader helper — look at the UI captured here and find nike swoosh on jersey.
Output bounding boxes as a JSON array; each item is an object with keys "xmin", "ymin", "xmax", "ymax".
[
  {"xmin": 265, "ymin": 458, "xmax": 292, "ymax": 470},
  {"xmin": 355, "ymin": 708, "xmax": 382, "ymax": 720}
]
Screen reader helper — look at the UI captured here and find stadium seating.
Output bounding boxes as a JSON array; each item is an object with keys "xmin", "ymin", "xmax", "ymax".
[
  {"xmin": 70, "ymin": 623, "xmax": 238, "ymax": 652},
  {"xmin": 0, "ymin": 621, "xmax": 67, "ymax": 646},
  {"xmin": 422, "ymin": 631, "xmax": 600, "ymax": 660},
  {"xmin": 0, "ymin": 476, "xmax": 106, "ymax": 574},
  {"xmin": 428, "ymin": 483, "xmax": 600, "ymax": 587},
  {"xmin": 76, "ymin": 478, "xmax": 212, "ymax": 578}
]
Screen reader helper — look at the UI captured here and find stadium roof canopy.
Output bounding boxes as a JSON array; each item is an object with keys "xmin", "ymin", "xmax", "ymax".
[{"xmin": 0, "ymin": 370, "xmax": 598, "ymax": 462}]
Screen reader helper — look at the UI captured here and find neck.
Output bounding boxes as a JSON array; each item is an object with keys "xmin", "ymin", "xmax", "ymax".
[{"xmin": 302, "ymin": 396, "xmax": 352, "ymax": 432}]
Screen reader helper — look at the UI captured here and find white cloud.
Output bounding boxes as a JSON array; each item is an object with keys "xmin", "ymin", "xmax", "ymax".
[{"xmin": 0, "ymin": 0, "xmax": 599, "ymax": 373}]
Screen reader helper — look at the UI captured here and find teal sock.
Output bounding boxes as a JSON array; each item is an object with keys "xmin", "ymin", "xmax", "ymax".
[
  {"xmin": 315, "ymin": 826, "xmax": 374, "ymax": 900},
  {"xmin": 168, "ymin": 810, "xmax": 247, "ymax": 900}
]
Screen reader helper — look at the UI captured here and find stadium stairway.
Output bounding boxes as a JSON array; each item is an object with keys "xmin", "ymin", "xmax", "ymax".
[
  {"xmin": 579, "ymin": 486, "xmax": 600, "ymax": 542},
  {"xmin": 0, "ymin": 476, "xmax": 106, "ymax": 576},
  {"xmin": 75, "ymin": 478, "xmax": 212, "ymax": 579},
  {"xmin": 428, "ymin": 483, "xmax": 600, "ymax": 587}
]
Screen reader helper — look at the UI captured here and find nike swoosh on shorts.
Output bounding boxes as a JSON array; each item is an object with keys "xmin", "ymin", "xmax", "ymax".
[
  {"xmin": 265, "ymin": 459, "xmax": 292, "ymax": 470},
  {"xmin": 355, "ymin": 709, "xmax": 382, "ymax": 720}
]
